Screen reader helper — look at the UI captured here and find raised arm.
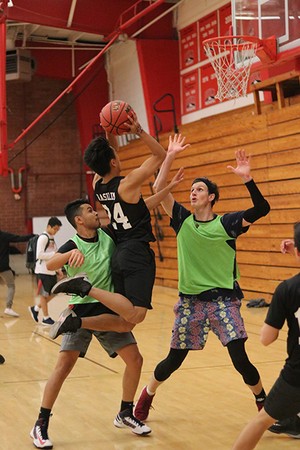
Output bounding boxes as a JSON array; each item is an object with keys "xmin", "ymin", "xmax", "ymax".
[
  {"xmin": 106, "ymin": 132, "xmax": 119, "ymax": 152},
  {"xmin": 227, "ymin": 149, "xmax": 270, "ymax": 227},
  {"xmin": 144, "ymin": 167, "xmax": 184, "ymax": 211},
  {"xmin": 152, "ymin": 134, "xmax": 190, "ymax": 217},
  {"xmin": 117, "ymin": 114, "xmax": 166, "ymax": 202}
]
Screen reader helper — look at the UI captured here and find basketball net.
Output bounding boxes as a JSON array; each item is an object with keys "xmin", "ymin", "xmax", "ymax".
[{"xmin": 203, "ymin": 36, "xmax": 259, "ymax": 101}]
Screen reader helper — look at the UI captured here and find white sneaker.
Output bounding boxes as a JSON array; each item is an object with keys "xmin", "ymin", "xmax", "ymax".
[
  {"xmin": 4, "ymin": 308, "xmax": 19, "ymax": 317},
  {"xmin": 113, "ymin": 409, "xmax": 151, "ymax": 435}
]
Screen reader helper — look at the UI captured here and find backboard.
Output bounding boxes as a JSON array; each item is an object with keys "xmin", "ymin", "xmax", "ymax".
[{"xmin": 232, "ymin": 0, "xmax": 300, "ymax": 52}]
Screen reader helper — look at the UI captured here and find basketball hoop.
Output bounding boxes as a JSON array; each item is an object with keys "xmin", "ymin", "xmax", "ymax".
[{"xmin": 203, "ymin": 36, "xmax": 261, "ymax": 101}]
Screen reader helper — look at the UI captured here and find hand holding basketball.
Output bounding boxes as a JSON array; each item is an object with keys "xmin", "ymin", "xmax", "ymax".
[{"xmin": 100, "ymin": 100, "xmax": 137, "ymax": 135}]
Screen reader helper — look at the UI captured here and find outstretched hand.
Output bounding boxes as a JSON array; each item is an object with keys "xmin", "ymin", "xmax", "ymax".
[
  {"xmin": 227, "ymin": 149, "xmax": 252, "ymax": 182},
  {"xmin": 167, "ymin": 134, "xmax": 190, "ymax": 158}
]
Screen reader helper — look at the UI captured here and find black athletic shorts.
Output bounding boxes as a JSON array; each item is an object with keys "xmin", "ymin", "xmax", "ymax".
[
  {"xmin": 264, "ymin": 373, "xmax": 300, "ymax": 420},
  {"xmin": 36, "ymin": 274, "xmax": 57, "ymax": 296},
  {"xmin": 111, "ymin": 240, "xmax": 155, "ymax": 309}
]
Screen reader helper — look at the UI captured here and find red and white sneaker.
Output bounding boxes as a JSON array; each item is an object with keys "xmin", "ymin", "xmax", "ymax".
[
  {"xmin": 134, "ymin": 386, "xmax": 155, "ymax": 421},
  {"xmin": 30, "ymin": 419, "xmax": 53, "ymax": 449}
]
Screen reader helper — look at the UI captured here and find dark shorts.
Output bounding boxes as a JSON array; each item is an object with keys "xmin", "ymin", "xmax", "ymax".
[
  {"xmin": 171, "ymin": 294, "xmax": 247, "ymax": 350},
  {"xmin": 264, "ymin": 374, "xmax": 300, "ymax": 420},
  {"xmin": 36, "ymin": 274, "xmax": 57, "ymax": 296},
  {"xmin": 61, "ymin": 302, "xmax": 136, "ymax": 358},
  {"xmin": 111, "ymin": 240, "xmax": 155, "ymax": 309}
]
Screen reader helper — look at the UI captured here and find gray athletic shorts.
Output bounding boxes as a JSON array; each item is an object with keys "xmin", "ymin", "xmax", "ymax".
[
  {"xmin": 61, "ymin": 328, "xmax": 136, "ymax": 358},
  {"xmin": 264, "ymin": 374, "xmax": 300, "ymax": 420}
]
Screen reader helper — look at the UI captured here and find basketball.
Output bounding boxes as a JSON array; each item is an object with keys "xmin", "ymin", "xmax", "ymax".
[{"xmin": 100, "ymin": 100, "xmax": 135, "ymax": 135}]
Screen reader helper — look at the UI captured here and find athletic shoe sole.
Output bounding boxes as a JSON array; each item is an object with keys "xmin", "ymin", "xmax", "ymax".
[
  {"xmin": 48, "ymin": 308, "xmax": 74, "ymax": 339},
  {"xmin": 51, "ymin": 272, "xmax": 90, "ymax": 296}
]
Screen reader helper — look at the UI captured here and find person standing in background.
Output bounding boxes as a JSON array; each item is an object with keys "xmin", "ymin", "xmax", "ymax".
[
  {"xmin": 0, "ymin": 228, "xmax": 35, "ymax": 317},
  {"xmin": 28, "ymin": 217, "xmax": 63, "ymax": 325}
]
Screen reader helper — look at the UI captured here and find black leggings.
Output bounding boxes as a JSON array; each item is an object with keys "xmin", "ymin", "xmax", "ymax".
[{"xmin": 154, "ymin": 339, "xmax": 260, "ymax": 386}]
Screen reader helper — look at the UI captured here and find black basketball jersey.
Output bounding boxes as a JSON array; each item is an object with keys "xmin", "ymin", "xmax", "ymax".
[
  {"xmin": 95, "ymin": 176, "xmax": 155, "ymax": 243},
  {"xmin": 265, "ymin": 273, "xmax": 300, "ymax": 387}
]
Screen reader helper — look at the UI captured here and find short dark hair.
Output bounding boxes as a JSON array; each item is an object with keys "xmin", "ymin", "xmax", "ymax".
[
  {"xmin": 84, "ymin": 136, "xmax": 116, "ymax": 177},
  {"xmin": 64, "ymin": 199, "xmax": 87, "ymax": 229},
  {"xmin": 48, "ymin": 217, "xmax": 62, "ymax": 227},
  {"xmin": 192, "ymin": 177, "xmax": 220, "ymax": 206},
  {"xmin": 294, "ymin": 222, "xmax": 300, "ymax": 251}
]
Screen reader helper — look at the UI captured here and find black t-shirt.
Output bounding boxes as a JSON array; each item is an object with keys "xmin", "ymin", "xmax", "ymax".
[
  {"xmin": 0, "ymin": 230, "xmax": 34, "ymax": 272},
  {"xmin": 265, "ymin": 273, "xmax": 300, "ymax": 387},
  {"xmin": 94, "ymin": 176, "xmax": 155, "ymax": 243}
]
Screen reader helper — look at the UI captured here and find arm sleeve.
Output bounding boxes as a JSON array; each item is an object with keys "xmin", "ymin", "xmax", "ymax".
[
  {"xmin": 221, "ymin": 211, "xmax": 249, "ymax": 238},
  {"xmin": 57, "ymin": 240, "xmax": 77, "ymax": 254},
  {"xmin": 243, "ymin": 179, "xmax": 270, "ymax": 223},
  {"xmin": 4, "ymin": 232, "xmax": 34, "ymax": 243}
]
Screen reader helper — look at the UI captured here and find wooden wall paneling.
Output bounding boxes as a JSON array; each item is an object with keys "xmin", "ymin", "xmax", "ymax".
[{"xmin": 121, "ymin": 100, "xmax": 300, "ymax": 300}]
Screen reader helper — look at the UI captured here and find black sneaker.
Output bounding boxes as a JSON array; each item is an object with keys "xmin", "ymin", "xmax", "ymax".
[
  {"xmin": 48, "ymin": 308, "xmax": 81, "ymax": 340},
  {"xmin": 28, "ymin": 306, "xmax": 39, "ymax": 323},
  {"xmin": 42, "ymin": 317, "xmax": 55, "ymax": 326},
  {"xmin": 0, "ymin": 354, "xmax": 5, "ymax": 364},
  {"xmin": 113, "ymin": 409, "xmax": 151, "ymax": 435},
  {"xmin": 51, "ymin": 273, "xmax": 92, "ymax": 298},
  {"xmin": 30, "ymin": 418, "xmax": 53, "ymax": 449},
  {"xmin": 269, "ymin": 415, "xmax": 300, "ymax": 438}
]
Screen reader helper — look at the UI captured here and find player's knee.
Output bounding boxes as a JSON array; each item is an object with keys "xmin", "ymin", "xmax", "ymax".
[
  {"xmin": 117, "ymin": 321, "xmax": 135, "ymax": 332},
  {"xmin": 125, "ymin": 309, "xmax": 146, "ymax": 324},
  {"xmin": 133, "ymin": 351, "xmax": 143, "ymax": 370}
]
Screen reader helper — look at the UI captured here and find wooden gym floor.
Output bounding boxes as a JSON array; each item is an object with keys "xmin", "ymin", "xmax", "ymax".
[{"xmin": 0, "ymin": 274, "xmax": 296, "ymax": 450}]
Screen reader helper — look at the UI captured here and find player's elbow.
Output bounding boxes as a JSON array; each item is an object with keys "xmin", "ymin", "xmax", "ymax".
[
  {"xmin": 260, "ymin": 333, "xmax": 276, "ymax": 346},
  {"xmin": 261, "ymin": 199, "xmax": 271, "ymax": 217},
  {"xmin": 260, "ymin": 335, "xmax": 270, "ymax": 346}
]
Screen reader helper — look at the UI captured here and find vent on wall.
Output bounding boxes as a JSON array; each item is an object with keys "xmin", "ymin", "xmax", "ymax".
[{"xmin": 6, "ymin": 49, "xmax": 32, "ymax": 81}]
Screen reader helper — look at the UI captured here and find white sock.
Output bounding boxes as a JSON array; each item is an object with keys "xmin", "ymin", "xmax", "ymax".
[
  {"xmin": 43, "ymin": 316, "xmax": 50, "ymax": 320},
  {"xmin": 34, "ymin": 305, "xmax": 40, "ymax": 312},
  {"xmin": 146, "ymin": 386, "xmax": 155, "ymax": 396}
]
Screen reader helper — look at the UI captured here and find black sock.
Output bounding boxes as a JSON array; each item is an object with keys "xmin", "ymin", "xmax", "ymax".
[
  {"xmin": 254, "ymin": 389, "xmax": 266, "ymax": 402},
  {"xmin": 120, "ymin": 401, "xmax": 134, "ymax": 413},
  {"xmin": 38, "ymin": 407, "xmax": 51, "ymax": 422}
]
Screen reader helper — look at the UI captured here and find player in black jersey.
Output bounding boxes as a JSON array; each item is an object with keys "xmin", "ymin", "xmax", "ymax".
[
  {"xmin": 50, "ymin": 117, "xmax": 185, "ymax": 332},
  {"xmin": 233, "ymin": 222, "xmax": 300, "ymax": 449},
  {"xmin": 84, "ymin": 113, "xmax": 165, "ymax": 324}
]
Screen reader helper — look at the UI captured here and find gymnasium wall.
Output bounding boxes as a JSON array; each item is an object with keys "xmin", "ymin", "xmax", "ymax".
[
  {"xmin": 117, "ymin": 98, "xmax": 300, "ymax": 303},
  {"xmin": 2, "ymin": 76, "xmax": 85, "ymax": 241}
]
